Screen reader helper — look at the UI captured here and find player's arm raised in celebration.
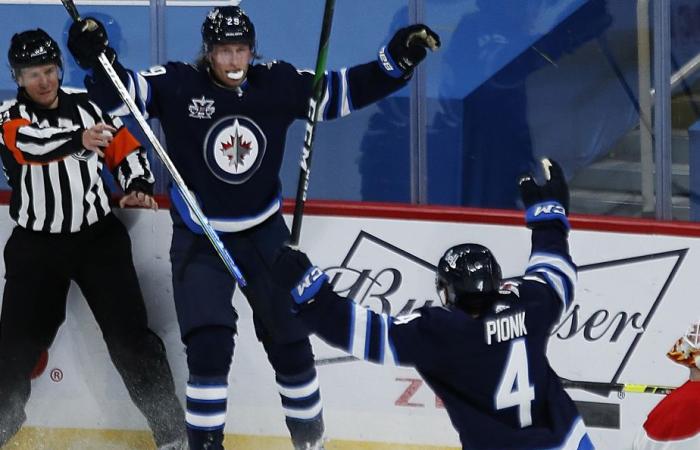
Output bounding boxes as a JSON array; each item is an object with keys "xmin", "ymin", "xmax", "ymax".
[
  {"xmin": 273, "ymin": 247, "xmax": 436, "ymax": 368},
  {"xmin": 518, "ymin": 158, "xmax": 577, "ymax": 313},
  {"xmin": 67, "ymin": 16, "xmax": 165, "ymax": 120}
]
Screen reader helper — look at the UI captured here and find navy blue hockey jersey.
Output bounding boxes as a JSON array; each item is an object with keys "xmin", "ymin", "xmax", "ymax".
[
  {"xmin": 295, "ymin": 225, "xmax": 593, "ymax": 450},
  {"xmin": 83, "ymin": 59, "xmax": 406, "ymax": 231}
]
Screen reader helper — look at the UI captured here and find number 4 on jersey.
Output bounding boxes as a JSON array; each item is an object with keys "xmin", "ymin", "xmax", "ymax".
[{"xmin": 495, "ymin": 339, "xmax": 535, "ymax": 427}]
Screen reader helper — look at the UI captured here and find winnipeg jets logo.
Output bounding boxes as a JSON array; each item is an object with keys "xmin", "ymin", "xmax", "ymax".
[
  {"xmin": 188, "ymin": 96, "xmax": 215, "ymax": 119},
  {"xmin": 219, "ymin": 130, "xmax": 253, "ymax": 170},
  {"xmin": 204, "ymin": 115, "xmax": 267, "ymax": 184}
]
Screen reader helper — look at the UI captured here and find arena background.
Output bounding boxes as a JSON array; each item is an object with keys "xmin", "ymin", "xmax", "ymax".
[{"xmin": 1, "ymin": 1, "xmax": 699, "ymax": 449}]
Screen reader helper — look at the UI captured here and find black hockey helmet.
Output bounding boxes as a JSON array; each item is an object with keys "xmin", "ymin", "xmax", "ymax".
[
  {"xmin": 436, "ymin": 243, "xmax": 502, "ymax": 312},
  {"xmin": 8, "ymin": 29, "xmax": 62, "ymax": 78},
  {"xmin": 201, "ymin": 6, "xmax": 255, "ymax": 52}
]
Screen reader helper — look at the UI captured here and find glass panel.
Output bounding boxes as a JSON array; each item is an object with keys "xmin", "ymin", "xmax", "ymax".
[
  {"xmin": 671, "ymin": 0, "xmax": 700, "ymax": 221},
  {"xmin": 280, "ymin": 0, "xmax": 413, "ymax": 202},
  {"xmin": 425, "ymin": 0, "xmax": 650, "ymax": 215},
  {"xmin": 2, "ymin": 1, "xmax": 697, "ymax": 217}
]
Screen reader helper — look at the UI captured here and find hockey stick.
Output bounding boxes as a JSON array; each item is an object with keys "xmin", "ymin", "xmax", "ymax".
[
  {"xmin": 289, "ymin": 0, "xmax": 336, "ymax": 246},
  {"xmin": 61, "ymin": 0, "xmax": 246, "ymax": 286},
  {"xmin": 315, "ymin": 357, "xmax": 679, "ymax": 396},
  {"xmin": 560, "ymin": 378, "xmax": 675, "ymax": 395}
]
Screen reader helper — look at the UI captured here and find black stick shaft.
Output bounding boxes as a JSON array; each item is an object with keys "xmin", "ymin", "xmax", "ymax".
[
  {"xmin": 560, "ymin": 378, "xmax": 675, "ymax": 395},
  {"xmin": 60, "ymin": 0, "xmax": 81, "ymax": 20},
  {"xmin": 290, "ymin": 0, "xmax": 336, "ymax": 246}
]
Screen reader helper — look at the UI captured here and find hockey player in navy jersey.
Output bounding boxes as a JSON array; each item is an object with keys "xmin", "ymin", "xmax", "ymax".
[
  {"xmin": 66, "ymin": 5, "xmax": 439, "ymax": 450},
  {"xmin": 274, "ymin": 159, "xmax": 595, "ymax": 450}
]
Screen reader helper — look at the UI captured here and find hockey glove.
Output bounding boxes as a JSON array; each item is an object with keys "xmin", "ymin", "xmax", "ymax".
[
  {"xmin": 68, "ymin": 17, "xmax": 116, "ymax": 70},
  {"xmin": 379, "ymin": 24, "xmax": 441, "ymax": 79},
  {"xmin": 273, "ymin": 247, "xmax": 330, "ymax": 311},
  {"xmin": 518, "ymin": 158, "xmax": 570, "ymax": 230}
]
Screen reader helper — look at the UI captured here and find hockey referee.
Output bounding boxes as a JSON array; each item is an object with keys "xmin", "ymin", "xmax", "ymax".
[{"xmin": 0, "ymin": 29, "xmax": 186, "ymax": 450}]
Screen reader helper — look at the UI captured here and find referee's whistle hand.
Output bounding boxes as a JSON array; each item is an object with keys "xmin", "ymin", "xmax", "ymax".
[{"xmin": 82, "ymin": 123, "xmax": 116, "ymax": 158}]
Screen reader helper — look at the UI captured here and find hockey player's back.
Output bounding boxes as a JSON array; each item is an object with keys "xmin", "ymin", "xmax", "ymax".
[
  {"xmin": 403, "ymin": 278, "xmax": 586, "ymax": 449},
  {"xmin": 275, "ymin": 158, "xmax": 594, "ymax": 450}
]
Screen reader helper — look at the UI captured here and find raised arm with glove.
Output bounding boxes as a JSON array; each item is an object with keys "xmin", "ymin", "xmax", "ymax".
[{"xmin": 379, "ymin": 24, "xmax": 441, "ymax": 79}]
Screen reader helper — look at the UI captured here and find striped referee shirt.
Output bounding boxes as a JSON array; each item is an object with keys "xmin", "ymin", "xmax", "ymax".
[{"xmin": 0, "ymin": 87, "xmax": 154, "ymax": 233}]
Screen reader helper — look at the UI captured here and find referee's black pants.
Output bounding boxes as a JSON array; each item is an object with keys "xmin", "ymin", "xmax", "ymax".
[{"xmin": 0, "ymin": 214, "xmax": 185, "ymax": 447}]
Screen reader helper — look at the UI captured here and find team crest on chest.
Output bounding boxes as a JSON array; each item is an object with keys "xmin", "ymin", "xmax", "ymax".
[
  {"xmin": 203, "ymin": 115, "xmax": 267, "ymax": 184},
  {"xmin": 188, "ymin": 96, "xmax": 215, "ymax": 119}
]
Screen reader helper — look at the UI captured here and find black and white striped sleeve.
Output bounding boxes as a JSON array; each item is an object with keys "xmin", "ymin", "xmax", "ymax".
[
  {"xmin": 94, "ymin": 103, "xmax": 154, "ymax": 193},
  {"xmin": 1, "ymin": 103, "xmax": 82, "ymax": 165}
]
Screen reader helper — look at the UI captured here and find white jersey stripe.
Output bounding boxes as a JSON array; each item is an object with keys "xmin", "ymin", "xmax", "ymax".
[
  {"xmin": 317, "ymin": 71, "xmax": 331, "ymax": 123},
  {"xmin": 350, "ymin": 303, "xmax": 369, "ymax": 359},
  {"xmin": 48, "ymin": 163, "xmax": 63, "ymax": 233},
  {"xmin": 535, "ymin": 269, "xmax": 568, "ymax": 307},
  {"xmin": 77, "ymin": 104, "xmax": 97, "ymax": 129},
  {"xmin": 65, "ymin": 158, "xmax": 85, "ymax": 232},
  {"xmin": 30, "ymin": 165, "xmax": 46, "ymax": 230},
  {"xmin": 17, "ymin": 165, "xmax": 30, "ymax": 226},
  {"xmin": 17, "ymin": 124, "xmax": 77, "ymax": 141},
  {"xmin": 94, "ymin": 161, "xmax": 111, "ymax": 216},
  {"xmin": 339, "ymin": 67, "xmax": 351, "ymax": 117},
  {"xmin": 19, "ymin": 138, "xmax": 71, "ymax": 157},
  {"xmin": 380, "ymin": 313, "xmax": 393, "ymax": 364},
  {"xmin": 528, "ymin": 252, "xmax": 577, "ymax": 283},
  {"xmin": 83, "ymin": 158, "xmax": 100, "ymax": 225},
  {"xmin": 136, "ymin": 72, "xmax": 151, "ymax": 117}
]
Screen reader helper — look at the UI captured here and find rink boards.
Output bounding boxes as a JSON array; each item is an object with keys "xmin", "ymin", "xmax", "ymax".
[{"xmin": 0, "ymin": 205, "xmax": 696, "ymax": 450}]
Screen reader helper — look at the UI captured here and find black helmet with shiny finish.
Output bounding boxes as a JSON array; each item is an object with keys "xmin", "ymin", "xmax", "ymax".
[
  {"xmin": 436, "ymin": 243, "xmax": 502, "ymax": 312},
  {"xmin": 201, "ymin": 6, "xmax": 255, "ymax": 52}
]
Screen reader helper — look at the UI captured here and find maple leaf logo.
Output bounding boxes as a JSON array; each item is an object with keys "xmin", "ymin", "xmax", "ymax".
[{"xmin": 220, "ymin": 132, "xmax": 253, "ymax": 171}]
